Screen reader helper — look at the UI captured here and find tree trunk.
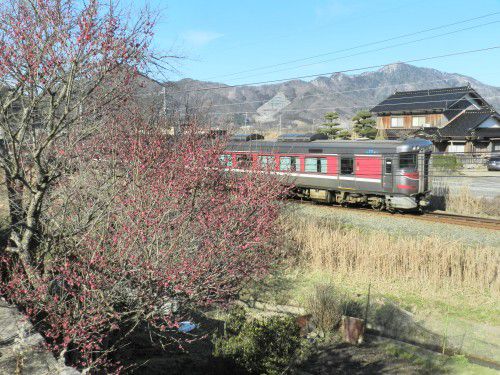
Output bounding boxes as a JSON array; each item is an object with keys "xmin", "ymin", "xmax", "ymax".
[
  {"xmin": 4, "ymin": 169, "xmax": 24, "ymax": 234},
  {"xmin": 3, "ymin": 167, "xmax": 45, "ymax": 268}
]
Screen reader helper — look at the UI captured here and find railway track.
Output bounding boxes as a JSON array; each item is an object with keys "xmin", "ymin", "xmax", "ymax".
[
  {"xmin": 420, "ymin": 211, "xmax": 500, "ymax": 230},
  {"xmin": 293, "ymin": 200, "xmax": 500, "ymax": 230}
]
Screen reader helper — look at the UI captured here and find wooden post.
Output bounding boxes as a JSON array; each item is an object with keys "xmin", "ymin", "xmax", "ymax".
[
  {"xmin": 341, "ymin": 316, "xmax": 364, "ymax": 345},
  {"xmin": 364, "ymin": 283, "xmax": 371, "ymax": 327}
]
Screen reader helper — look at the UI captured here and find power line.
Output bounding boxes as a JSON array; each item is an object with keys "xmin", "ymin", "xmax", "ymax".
[
  {"xmin": 228, "ymin": 20, "xmax": 500, "ymax": 82},
  {"xmin": 210, "ymin": 0, "xmax": 420, "ymax": 55},
  {"xmin": 168, "ymin": 94, "xmax": 500, "ymax": 116},
  {"xmin": 203, "ymin": 11, "xmax": 500, "ymax": 81},
  {"xmin": 170, "ymin": 45, "xmax": 500, "ymax": 94},
  {"xmin": 164, "ymin": 78, "xmax": 486, "ymax": 112}
]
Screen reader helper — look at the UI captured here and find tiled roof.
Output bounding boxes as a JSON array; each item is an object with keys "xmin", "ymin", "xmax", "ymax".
[
  {"xmin": 439, "ymin": 109, "xmax": 497, "ymax": 138},
  {"xmin": 381, "ymin": 128, "xmax": 416, "ymax": 140},
  {"xmin": 411, "ymin": 127, "xmax": 441, "ymax": 139},
  {"xmin": 370, "ymin": 86, "xmax": 482, "ymax": 114}
]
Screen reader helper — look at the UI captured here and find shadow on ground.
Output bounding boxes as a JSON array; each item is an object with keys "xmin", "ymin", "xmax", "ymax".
[
  {"xmin": 297, "ymin": 335, "xmax": 449, "ymax": 375},
  {"xmin": 114, "ymin": 313, "xmax": 249, "ymax": 375}
]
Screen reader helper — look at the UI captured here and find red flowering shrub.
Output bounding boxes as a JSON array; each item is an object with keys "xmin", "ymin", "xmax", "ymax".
[
  {"xmin": 0, "ymin": 1, "xmax": 287, "ymax": 371},
  {"xmin": 1, "ymin": 109, "xmax": 286, "ymax": 371}
]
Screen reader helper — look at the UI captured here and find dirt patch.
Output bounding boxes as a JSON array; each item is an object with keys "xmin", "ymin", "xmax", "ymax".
[{"xmin": 298, "ymin": 335, "xmax": 446, "ymax": 375}]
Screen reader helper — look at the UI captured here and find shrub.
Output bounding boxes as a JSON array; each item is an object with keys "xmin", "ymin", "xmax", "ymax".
[
  {"xmin": 305, "ymin": 284, "xmax": 364, "ymax": 335},
  {"xmin": 431, "ymin": 155, "xmax": 463, "ymax": 171},
  {"xmin": 214, "ymin": 309, "xmax": 302, "ymax": 375},
  {"xmin": 224, "ymin": 305, "xmax": 247, "ymax": 336}
]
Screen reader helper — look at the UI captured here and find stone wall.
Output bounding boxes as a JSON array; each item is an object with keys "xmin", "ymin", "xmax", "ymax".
[{"xmin": 0, "ymin": 298, "xmax": 79, "ymax": 375}]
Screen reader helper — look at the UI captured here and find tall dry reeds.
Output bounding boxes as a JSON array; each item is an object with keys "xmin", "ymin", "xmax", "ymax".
[
  {"xmin": 286, "ymin": 213, "xmax": 500, "ymax": 296},
  {"xmin": 431, "ymin": 183, "xmax": 500, "ymax": 218}
]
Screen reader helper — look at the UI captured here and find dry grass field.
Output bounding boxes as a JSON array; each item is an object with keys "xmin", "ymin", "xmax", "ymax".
[
  {"xmin": 431, "ymin": 183, "xmax": 500, "ymax": 218},
  {"xmin": 286, "ymin": 211, "xmax": 500, "ymax": 297}
]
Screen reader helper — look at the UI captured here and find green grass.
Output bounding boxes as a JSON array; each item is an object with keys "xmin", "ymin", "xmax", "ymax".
[
  {"xmin": 245, "ymin": 269, "xmax": 500, "ymax": 325},
  {"xmin": 242, "ymin": 267, "xmax": 500, "ymax": 366},
  {"xmin": 383, "ymin": 342, "xmax": 499, "ymax": 375}
]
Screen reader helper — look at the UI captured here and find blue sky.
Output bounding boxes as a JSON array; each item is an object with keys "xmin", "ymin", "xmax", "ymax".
[{"xmin": 135, "ymin": 0, "xmax": 500, "ymax": 86}]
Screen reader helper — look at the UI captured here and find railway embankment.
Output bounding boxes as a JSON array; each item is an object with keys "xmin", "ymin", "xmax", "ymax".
[{"xmin": 240, "ymin": 203, "xmax": 500, "ymax": 371}]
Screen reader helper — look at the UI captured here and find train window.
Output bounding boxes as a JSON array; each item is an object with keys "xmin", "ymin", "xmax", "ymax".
[
  {"xmin": 258, "ymin": 155, "xmax": 275, "ymax": 169},
  {"xmin": 305, "ymin": 158, "xmax": 327, "ymax": 173},
  {"xmin": 219, "ymin": 154, "xmax": 233, "ymax": 167},
  {"xmin": 399, "ymin": 154, "xmax": 417, "ymax": 169},
  {"xmin": 385, "ymin": 159, "xmax": 392, "ymax": 174},
  {"xmin": 340, "ymin": 157, "xmax": 354, "ymax": 175},
  {"xmin": 308, "ymin": 148, "xmax": 323, "ymax": 154},
  {"xmin": 236, "ymin": 154, "xmax": 252, "ymax": 168},
  {"xmin": 279, "ymin": 156, "xmax": 300, "ymax": 172}
]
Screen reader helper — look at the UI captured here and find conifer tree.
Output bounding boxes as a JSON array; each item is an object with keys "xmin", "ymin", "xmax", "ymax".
[
  {"xmin": 352, "ymin": 110, "xmax": 377, "ymax": 139},
  {"xmin": 318, "ymin": 112, "xmax": 341, "ymax": 139}
]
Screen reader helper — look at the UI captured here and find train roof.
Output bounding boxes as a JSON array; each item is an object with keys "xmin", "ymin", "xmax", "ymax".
[{"xmin": 226, "ymin": 137, "xmax": 432, "ymax": 155}]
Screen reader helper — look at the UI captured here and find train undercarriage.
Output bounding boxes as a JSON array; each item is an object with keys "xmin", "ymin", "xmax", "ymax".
[{"xmin": 295, "ymin": 188, "xmax": 430, "ymax": 212}]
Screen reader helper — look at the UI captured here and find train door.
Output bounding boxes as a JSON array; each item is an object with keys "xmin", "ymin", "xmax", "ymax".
[
  {"xmin": 383, "ymin": 157, "xmax": 393, "ymax": 192},
  {"xmin": 339, "ymin": 156, "xmax": 356, "ymax": 190},
  {"xmin": 418, "ymin": 152, "xmax": 430, "ymax": 193}
]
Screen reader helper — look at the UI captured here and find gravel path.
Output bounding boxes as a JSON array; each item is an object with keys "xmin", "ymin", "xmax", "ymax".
[{"xmin": 292, "ymin": 204, "xmax": 500, "ymax": 249}]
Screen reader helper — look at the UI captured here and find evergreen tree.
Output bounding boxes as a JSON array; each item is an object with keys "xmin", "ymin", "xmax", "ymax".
[
  {"xmin": 336, "ymin": 129, "xmax": 352, "ymax": 140},
  {"xmin": 352, "ymin": 110, "xmax": 377, "ymax": 139},
  {"xmin": 318, "ymin": 112, "xmax": 341, "ymax": 139}
]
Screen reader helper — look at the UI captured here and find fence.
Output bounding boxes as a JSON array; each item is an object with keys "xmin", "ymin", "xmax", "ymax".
[{"xmin": 360, "ymin": 284, "xmax": 500, "ymax": 367}]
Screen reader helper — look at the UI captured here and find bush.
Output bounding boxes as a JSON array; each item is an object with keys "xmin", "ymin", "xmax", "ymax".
[
  {"xmin": 224, "ymin": 305, "xmax": 247, "ymax": 335},
  {"xmin": 306, "ymin": 284, "xmax": 364, "ymax": 335},
  {"xmin": 431, "ymin": 155, "xmax": 463, "ymax": 171},
  {"xmin": 214, "ymin": 308, "xmax": 302, "ymax": 375}
]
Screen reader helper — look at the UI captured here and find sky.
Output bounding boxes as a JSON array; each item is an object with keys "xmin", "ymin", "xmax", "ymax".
[{"xmin": 133, "ymin": 0, "xmax": 500, "ymax": 86}]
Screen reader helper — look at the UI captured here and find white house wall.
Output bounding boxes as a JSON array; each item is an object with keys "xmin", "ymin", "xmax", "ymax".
[{"xmin": 477, "ymin": 117, "xmax": 500, "ymax": 129}]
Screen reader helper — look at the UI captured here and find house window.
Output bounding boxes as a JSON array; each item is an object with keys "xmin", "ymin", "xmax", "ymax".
[
  {"xmin": 447, "ymin": 142, "xmax": 465, "ymax": 153},
  {"xmin": 219, "ymin": 154, "xmax": 233, "ymax": 167},
  {"xmin": 305, "ymin": 158, "xmax": 327, "ymax": 173},
  {"xmin": 391, "ymin": 117, "xmax": 404, "ymax": 128},
  {"xmin": 340, "ymin": 157, "xmax": 354, "ymax": 175},
  {"xmin": 412, "ymin": 116, "xmax": 426, "ymax": 127},
  {"xmin": 279, "ymin": 156, "xmax": 300, "ymax": 171},
  {"xmin": 258, "ymin": 155, "xmax": 275, "ymax": 169}
]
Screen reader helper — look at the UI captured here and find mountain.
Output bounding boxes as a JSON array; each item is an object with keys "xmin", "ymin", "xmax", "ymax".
[{"xmin": 155, "ymin": 63, "xmax": 500, "ymax": 130}]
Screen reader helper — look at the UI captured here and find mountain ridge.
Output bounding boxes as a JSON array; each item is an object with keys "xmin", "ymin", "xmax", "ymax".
[{"xmin": 158, "ymin": 63, "xmax": 500, "ymax": 129}]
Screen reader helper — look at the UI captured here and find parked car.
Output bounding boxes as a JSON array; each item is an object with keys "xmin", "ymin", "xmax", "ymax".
[{"xmin": 487, "ymin": 156, "xmax": 500, "ymax": 171}]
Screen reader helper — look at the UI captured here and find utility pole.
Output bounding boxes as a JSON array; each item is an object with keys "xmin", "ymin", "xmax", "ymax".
[
  {"xmin": 279, "ymin": 114, "xmax": 282, "ymax": 135},
  {"xmin": 162, "ymin": 86, "xmax": 167, "ymax": 118}
]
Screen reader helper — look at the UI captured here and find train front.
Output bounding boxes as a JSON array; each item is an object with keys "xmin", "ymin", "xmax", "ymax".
[{"xmin": 393, "ymin": 139, "xmax": 433, "ymax": 210}]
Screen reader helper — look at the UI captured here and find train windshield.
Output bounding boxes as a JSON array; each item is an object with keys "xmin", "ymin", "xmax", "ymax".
[{"xmin": 399, "ymin": 153, "xmax": 417, "ymax": 169}]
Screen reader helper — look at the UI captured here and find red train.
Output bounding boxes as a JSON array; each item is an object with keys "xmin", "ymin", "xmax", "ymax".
[{"xmin": 223, "ymin": 133, "xmax": 433, "ymax": 211}]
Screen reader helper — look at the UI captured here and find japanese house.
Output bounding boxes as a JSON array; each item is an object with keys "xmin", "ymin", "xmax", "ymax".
[{"xmin": 370, "ymin": 85, "xmax": 500, "ymax": 153}]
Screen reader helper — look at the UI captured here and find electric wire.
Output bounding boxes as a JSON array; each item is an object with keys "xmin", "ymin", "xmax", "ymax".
[
  {"xmin": 163, "ymin": 79, "xmax": 491, "ymax": 112},
  {"xmin": 227, "ymin": 20, "xmax": 500, "ymax": 82},
  {"xmin": 203, "ymin": 11, "xmax": 500, "ymax": 81},
  {"xmin": 171, "ymin": 45, "xmax": 500, "ymax": 94},
  {"xmin": 169, "ymin": 94, "xmax": 500, "ymax": 116}
]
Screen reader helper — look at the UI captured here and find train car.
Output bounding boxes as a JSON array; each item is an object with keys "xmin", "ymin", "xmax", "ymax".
[{"xmin": 222, "ymin": 133, "xmax": 433, "ymax": 211}]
